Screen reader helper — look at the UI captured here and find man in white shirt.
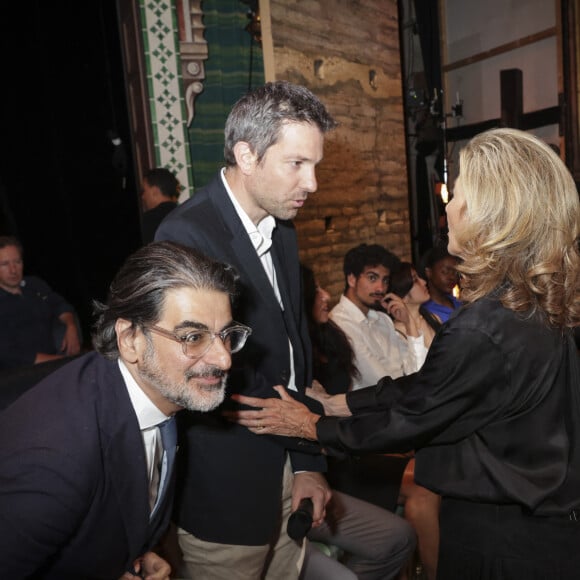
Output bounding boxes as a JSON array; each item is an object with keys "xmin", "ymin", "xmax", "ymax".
[{"xmin": 330, "ymin": 243, "xmax": 428, "ymax": 389}]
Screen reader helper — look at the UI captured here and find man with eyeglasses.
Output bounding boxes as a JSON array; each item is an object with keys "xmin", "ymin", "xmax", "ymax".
[{"xmin": 0, "ymin": 241, "xmax": 250, "ymax": 580}]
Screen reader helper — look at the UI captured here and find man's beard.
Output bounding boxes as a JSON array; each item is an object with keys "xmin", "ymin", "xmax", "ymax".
[
  {"xmin": 139, "ymin": 342, "xmax": 228, "ymax": 412},
  {"xmin": 364, "ymin": 295, "xmax": 385, "ymax": 311}
]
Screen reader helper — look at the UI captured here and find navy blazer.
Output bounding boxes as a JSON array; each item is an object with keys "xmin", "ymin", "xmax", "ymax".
[
  {"xmin": 0, "ymin": 352, "xmax": 174, "ymax": 579},
  {"xmin": 156, "ymin": 172, "xmax": 325, "ymax": 544}
]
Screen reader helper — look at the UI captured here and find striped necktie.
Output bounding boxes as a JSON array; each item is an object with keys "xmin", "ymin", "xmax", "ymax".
[{"xmin": 150, "ymin": 416, "xmax": 177, "ymax": 516}]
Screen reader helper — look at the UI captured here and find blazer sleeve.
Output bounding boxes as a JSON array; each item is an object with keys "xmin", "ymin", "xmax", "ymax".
[{"xmin": 0, "ymin": 443, "xmax": 96, "ymax": 576}]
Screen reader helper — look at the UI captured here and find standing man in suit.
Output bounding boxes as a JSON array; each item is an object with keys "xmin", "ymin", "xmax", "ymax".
[
  {"xmin": 0, "ymin": 241, "xmax": 250, "ymax": 580},
  {"xmin": 156, "ymin": 81, "xmax": 415, "ymax": 579}
]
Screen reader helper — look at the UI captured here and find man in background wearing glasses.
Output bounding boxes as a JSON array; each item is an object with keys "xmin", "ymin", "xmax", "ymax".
[{"xmin": 0, "ymin": 241, "xmax": 250, "ymax": 580}]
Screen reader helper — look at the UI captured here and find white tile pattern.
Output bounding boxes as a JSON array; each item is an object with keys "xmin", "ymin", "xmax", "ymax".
[{"xmin": 140, "ymin": 0, "xmax": 193, "ymax": 200}]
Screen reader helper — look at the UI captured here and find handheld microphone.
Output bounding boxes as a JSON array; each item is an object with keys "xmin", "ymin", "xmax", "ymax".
[{"xmin": 286, "ymin": 498, "xmax": 314, "ymax": 541}]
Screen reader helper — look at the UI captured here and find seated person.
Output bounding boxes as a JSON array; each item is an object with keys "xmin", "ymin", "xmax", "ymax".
[
  {"xmin": 329, "ymin": 243, "xmax": 428, "ymax": 390},
  {"xmin": 310, "ymin": 263, "xmax": 440, "ymax": 580},
  {"xmin": 302, "ymin": 264, "xmax": 360, "ymax": 396},
  {"xmin": 300, "ymin": 264, "xmax": 417, "ymax": 580},
  {"xmin": 140, "ymin": 167, "xmax": 180, "ymax": 244},
  {"xmin": 388, "ymin": 262, "xmax": 441, "ymax": 348},
  {"xmin": 0, "ymin": 235, "xmax": 81, "ymax": 370},
  {"xmin": 387, "ymin": 263, "xmax": 444, "ymax": 580},
  {"xmin": 419, "ymin": 243, "xmax": 462, "ymax": 323}
]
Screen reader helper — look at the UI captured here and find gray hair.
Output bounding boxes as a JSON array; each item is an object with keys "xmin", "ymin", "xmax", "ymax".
[
  {"xmin": 224, "ymin": 81, "xmax": 337, "ymax": 166},
  {"xmin": 92, "ymin": 241, "xmax": 239, "ymax": 358}
]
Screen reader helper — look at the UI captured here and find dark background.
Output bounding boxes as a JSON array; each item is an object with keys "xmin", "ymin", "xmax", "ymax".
[{"xmin": 0, "ymin": 1, "xmax": 141, "ymax": 343}]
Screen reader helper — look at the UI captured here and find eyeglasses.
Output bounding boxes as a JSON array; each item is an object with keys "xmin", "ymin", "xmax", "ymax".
[{"xmin": 145, "ymin": 323, "xmax": 252, "ymax": 360}]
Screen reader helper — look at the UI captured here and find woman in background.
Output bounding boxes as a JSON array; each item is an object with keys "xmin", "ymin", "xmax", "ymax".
[
  {"xmin": 388, "ymin": 262, "xmax": 441, "ymax": 349},
  {"xmin": 386, "ymin": 262, "xmax": 442, "ymax": 579},
  {"xmin": 302, "ymin": 265, "xmax": 360, "ymax": 395}
]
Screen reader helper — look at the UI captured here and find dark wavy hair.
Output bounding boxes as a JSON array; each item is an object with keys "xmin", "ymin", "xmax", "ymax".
[
  {"xmin": 389, "ymin": 262, "xmax": 442, "ymax": 332},
  {"xmin": 342, "ymin": 243, "xmax": 401, "ymax": 294},
  {"xmin": 301, "ymin": 265, "xmax": 359, "ymax": 386},
  {"xmin": 143, "ymin": 167, "xmax": 180, "ymax": 199}
]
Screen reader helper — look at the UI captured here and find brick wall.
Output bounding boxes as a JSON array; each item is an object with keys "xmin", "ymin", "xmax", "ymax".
[{"xmin": 269, "ymin": 0, "xmax": 412, "ymax": 300}]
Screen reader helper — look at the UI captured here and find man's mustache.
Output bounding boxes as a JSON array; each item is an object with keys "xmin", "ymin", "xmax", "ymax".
[{"xmin": 185, "ymin": 367, "xmax": 227, "ymax": 380}]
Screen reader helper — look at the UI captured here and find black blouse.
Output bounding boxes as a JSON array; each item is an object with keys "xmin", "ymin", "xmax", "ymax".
[{"xmin": 317, "ymin": 296, "xmax": 580, "ymax": 516}]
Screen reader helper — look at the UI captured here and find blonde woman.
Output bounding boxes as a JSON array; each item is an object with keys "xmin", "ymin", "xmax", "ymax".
[{"xmin": 231, "ymin": 128, "xmax": 580, "ymax": 579}]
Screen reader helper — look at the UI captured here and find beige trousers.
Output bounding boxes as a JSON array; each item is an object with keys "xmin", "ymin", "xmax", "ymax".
[{"xmin": 177, "ymin": 456, "xmax": 305, "ymax": 580}]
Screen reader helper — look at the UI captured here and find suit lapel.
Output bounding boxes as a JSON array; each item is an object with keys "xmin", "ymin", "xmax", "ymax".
[
  {"xmin": 211, "ymin": 184, "xmax": 287, "ymax": 315},
  {"xmin": 271, "ymin": 228, "xmax": 298, "ymax": 333},
  {"xmin": 100, "ymin": 362, "xmax": 150, "ymax": 560},
  {"xmin": 271, "ymin": 224, "xmax": 309, "ymax": 386},
  {"xmin": 209, "ymin": 182, "xmax": 309, "ymax": 387}
]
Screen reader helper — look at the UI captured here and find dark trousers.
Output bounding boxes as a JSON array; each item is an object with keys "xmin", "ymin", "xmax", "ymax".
[{"xmin": 437, "ymin": 497, "xmax": 580, "ymax": 580}]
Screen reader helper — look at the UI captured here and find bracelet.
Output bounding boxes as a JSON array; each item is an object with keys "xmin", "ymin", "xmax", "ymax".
[{"xmin": 298, "ymin": 417, "xmax": 309, "ymax": 439}]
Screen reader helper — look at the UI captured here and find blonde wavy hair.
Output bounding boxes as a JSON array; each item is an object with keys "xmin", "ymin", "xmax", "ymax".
[{"xmin": 454, "ymin": 128, "xmax": 580, "ymax": 329}]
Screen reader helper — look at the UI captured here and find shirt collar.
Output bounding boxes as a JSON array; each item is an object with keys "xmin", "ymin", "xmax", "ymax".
[
  {"xmin": 339, "ymin": 295, "xmax": 381, "ymax": 324},
  {"xmin": 118, "ymin": 359, "xmax": 170, "ymax": 431},
  {"xmin": 221, "ymin": 168, "xmax": 276, "ymax": 256}
]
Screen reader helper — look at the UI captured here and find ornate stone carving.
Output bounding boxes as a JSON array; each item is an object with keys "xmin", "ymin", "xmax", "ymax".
[{"xmin": 176, "ymin": 0, "xmax": 208, "ymax": 126}]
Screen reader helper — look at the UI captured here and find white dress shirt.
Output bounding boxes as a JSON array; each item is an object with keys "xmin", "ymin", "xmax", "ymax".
[
  {"xmin": 118, "ymin": 360, "xmax": 171, "ymax": 510},
  {"xmin": 221, "ymin": 168, "xmax": 297, "ymax": 391},
  {"xmin": 329, "ymin": 294, "xmax": 428, "ymax": 390}
]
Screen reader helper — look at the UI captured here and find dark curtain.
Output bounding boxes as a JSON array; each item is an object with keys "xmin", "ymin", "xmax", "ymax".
[{"xmin": 0, "ymin": 1, "xmax": 140, "ymax": 343}]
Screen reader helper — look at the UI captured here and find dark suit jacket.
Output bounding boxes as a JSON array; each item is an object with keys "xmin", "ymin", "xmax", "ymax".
[
  {"xmin": 141, "ymin": 200, "xmax": 178, "ymax": 244},
  {"xmin": 155, "ymin": 172, "xmax": 325, "ymax": 544},
  {"xmin": 0, "ymin": 352, "xmax": 174, "ymax": 579}
]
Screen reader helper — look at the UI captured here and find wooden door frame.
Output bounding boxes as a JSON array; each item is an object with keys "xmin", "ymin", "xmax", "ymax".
[{"xmin": 561, "ymin": 0, "xmax": 580, "ymax": 183}]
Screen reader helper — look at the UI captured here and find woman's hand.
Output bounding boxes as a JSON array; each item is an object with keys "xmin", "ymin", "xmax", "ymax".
[
  {"xmin": 306, "ymin": 380, "xmax": 351, "ymax": 417},
  {"xmin": 305, "ymin": 380, "xmax": 330, "ymax": 405},
  {"xmin": 228, "ymin": 386, "xmax": 321, "ymax": 440},
  {"xmin": 383, "ymin": 292, "xmax": 419, "ymax": 337}
]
